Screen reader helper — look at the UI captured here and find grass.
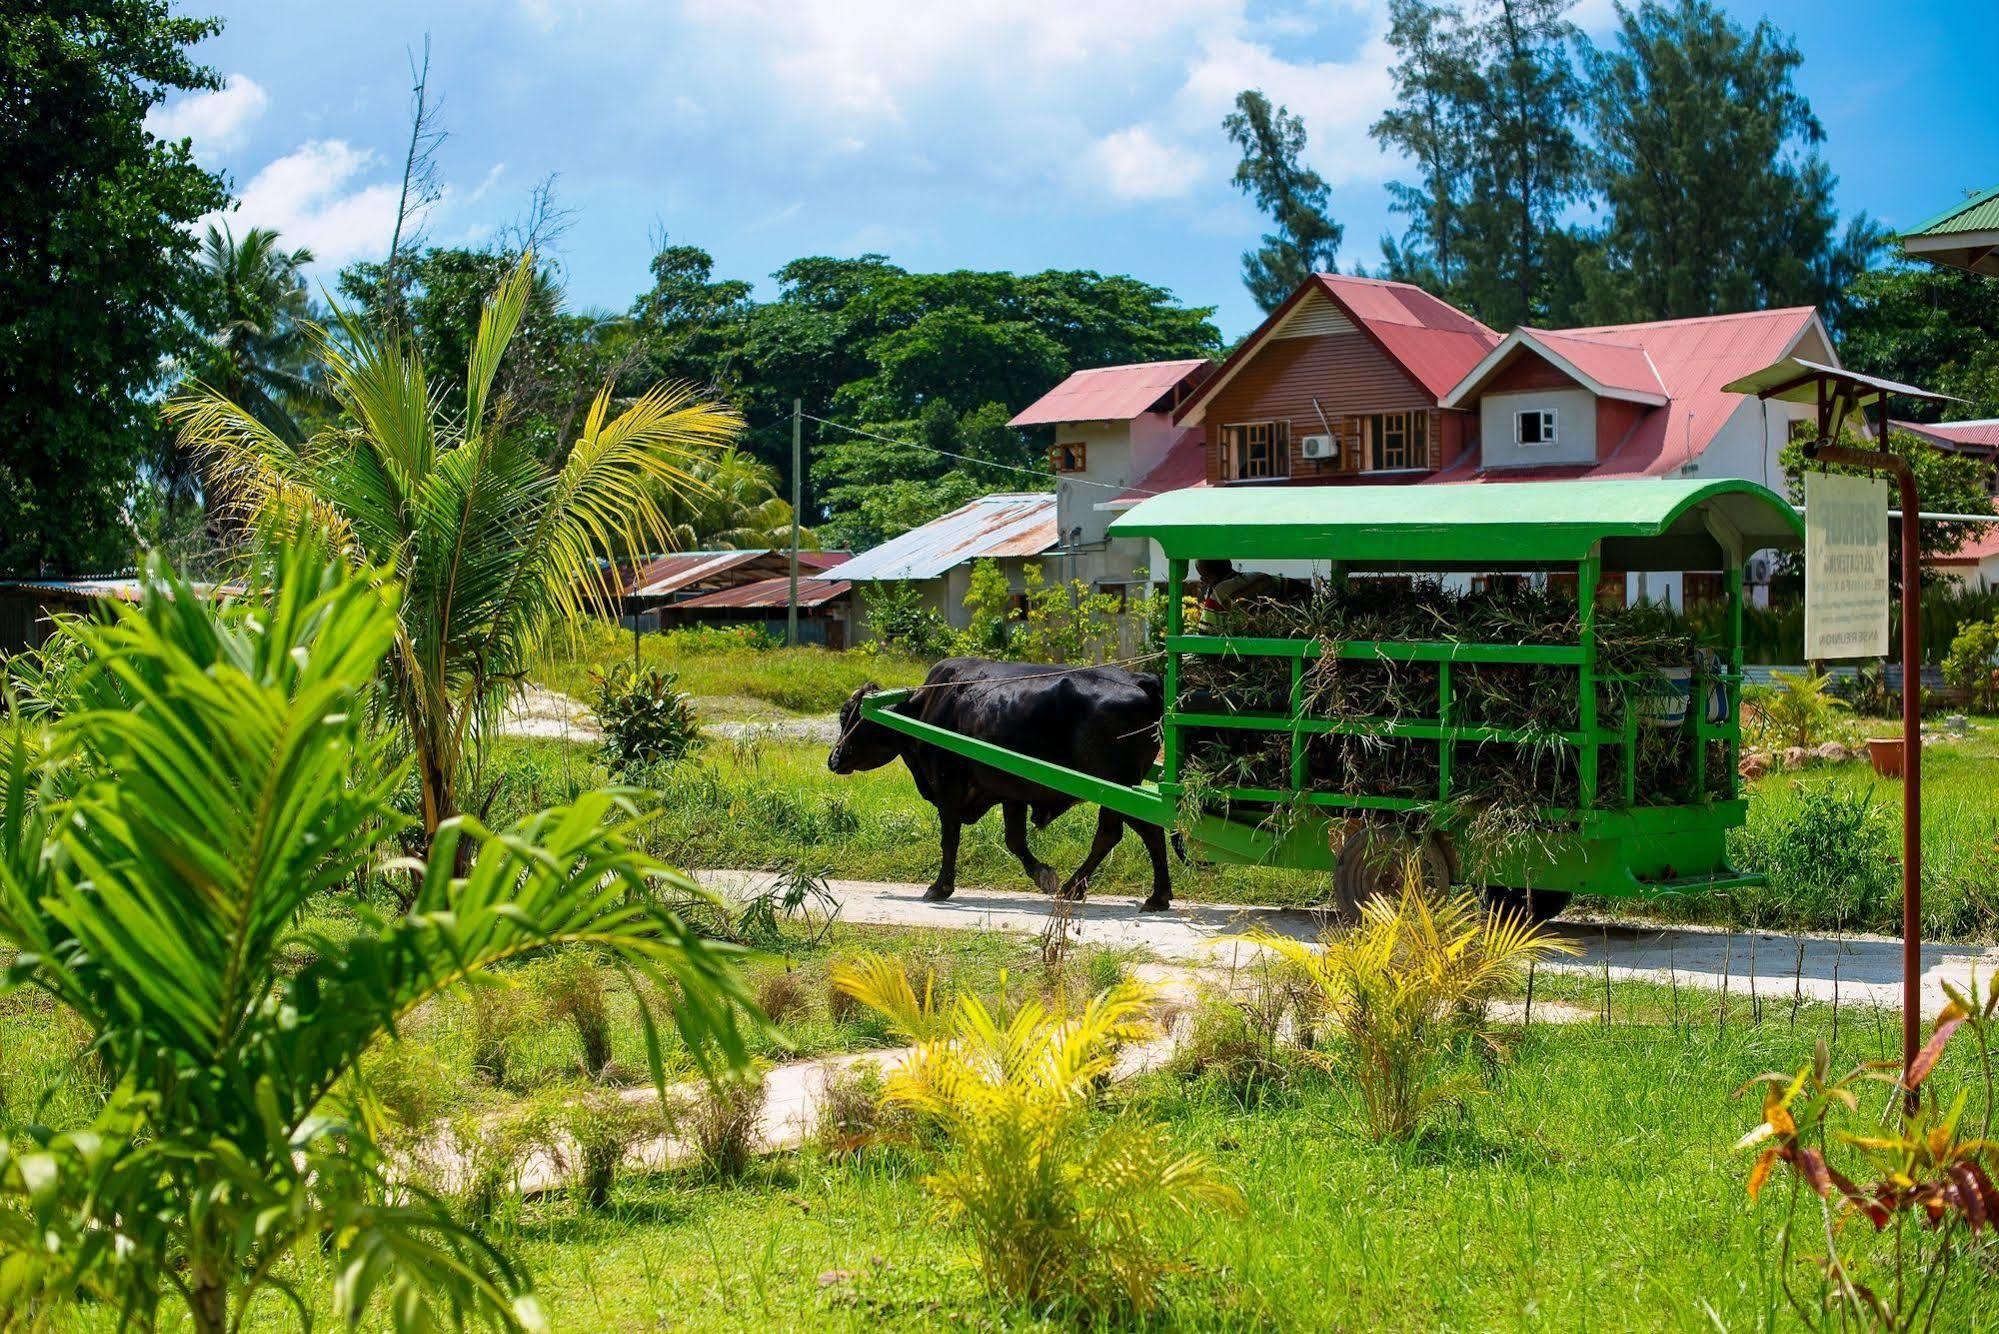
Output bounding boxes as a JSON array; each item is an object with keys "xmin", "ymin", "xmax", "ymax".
[
  {"xmin": 27, "ymin": 983, "xmax": 1999, "ymax": 1329},
  {"xmin": 530, "ymin": 620, "xmax": 928, "ymax": 722}
]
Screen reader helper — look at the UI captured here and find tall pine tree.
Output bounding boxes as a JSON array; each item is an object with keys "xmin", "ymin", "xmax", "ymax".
[
  {"xmin": 1371, "ymin": 0, "xmax": 1480, "ymax": 295},
  {"xmin": 1224, "ymin": 90, "xmax": 1345, "ymax": 312},
  {"xmin": 1583, "ymin": 0, "xmax": 1882, "ymax": 322}
]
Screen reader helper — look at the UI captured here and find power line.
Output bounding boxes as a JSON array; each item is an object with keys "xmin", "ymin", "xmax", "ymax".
[{"xmin": 796, "ymin": 410, "xmax": 1160, "ymax": 498}]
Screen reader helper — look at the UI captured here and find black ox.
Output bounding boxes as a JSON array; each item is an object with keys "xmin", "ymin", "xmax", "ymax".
[{"xmin": 828, "ymin": 658, "xmax": 1173, "ymax": 912}]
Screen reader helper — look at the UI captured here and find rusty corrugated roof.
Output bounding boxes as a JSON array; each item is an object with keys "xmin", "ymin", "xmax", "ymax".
[
  {"xmin": 834, "ymin": 494, "xmax": 1058, "ymax": 582},
  {"xmin": 1009, "ymin": 359, "xmax": 1213, "ymax": 427},
  {"xmin": 673, "ymin": 576, "xmax": 853, "ymax": 610},
  {"xmin": 626, "ymin": 549, "xmax": 848, "ymax": 598}
]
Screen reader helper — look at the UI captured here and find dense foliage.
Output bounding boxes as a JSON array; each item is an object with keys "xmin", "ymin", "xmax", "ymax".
[
  {"xmin": 0, "ymin": 549, "xmax": 751, "ymax": 1331},
  {"xmin": 1369, "ymin": 0, "xmax": 1877, "ymax": 329},
  {"xmin": 0, "ymin": 0, "xmax": 228, "ymax": 573}
]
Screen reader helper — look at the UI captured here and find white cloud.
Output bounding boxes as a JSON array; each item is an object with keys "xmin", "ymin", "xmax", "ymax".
[
  {"xmin": 209, "ymin": 140, "xmax": 403, "ymax": 269},
  {"xmin": 1089, "ymin": 126, "xmax": 1200, "ymax": 201},
  {"xmin": 147, "ymin": 74, "xmax": 269, "ymax": 154}
]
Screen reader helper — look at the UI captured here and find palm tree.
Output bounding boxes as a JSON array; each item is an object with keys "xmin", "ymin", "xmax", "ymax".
[
  {"xmin": 169, "ymin": 255, "xmax": 741, "ymax": 847},
  {"xmin": 188, "ymin": 223, "xmax": 321, "ymax": 442},
  {"xmin": 667, "ymin": 447, "xmax": 815, "ymax": 549},
  {"xmin": 0, "ymin": 549, "xmax": 752, "ymax": 1331}
]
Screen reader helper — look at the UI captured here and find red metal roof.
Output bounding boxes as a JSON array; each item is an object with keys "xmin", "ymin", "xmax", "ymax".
[
  {"xmin": 1897, "ymin": 419, "xmax": 1999, "ymax": 452},
  {"xmin": 1175, "ymin": 274, "xmax": 1500, "ymax": 424},
  {"xmin": 1525, "ymin": 329, "xmax": 1665, "ymax": 399},
  {"xmin": 624, "ymin": 548, "xmax": 848, "ymax": 598},
  {"xmin": 1560, "ymin": 307, "xmax": 1823, "ymax": 478},
  {"xmin": 1009, "ymin": 359, "xmax": 1213, "ymax": 427},
  {"xmin": 673, "ymin": 576, "xmax": 853, "ymax": 610}
]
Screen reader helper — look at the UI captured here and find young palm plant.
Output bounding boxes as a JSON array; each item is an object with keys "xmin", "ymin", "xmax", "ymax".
[
  {"xmin": 1243, "ymin": 861, "xmax": 1577, "ymax": 1140},
  {"xmin": 831, "ymin": 955, "xmax": 1241, "ymax": 1311},
  {"xmin": 169, "ymin": 254, "xmax": 740, "ymax": 850},
  {"xmin": 0, "ymin": 549, "xmax": 753, "ymax": 1331}
]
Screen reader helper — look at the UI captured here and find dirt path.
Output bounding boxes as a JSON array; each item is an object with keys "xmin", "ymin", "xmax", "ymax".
[{"xmin": 698, "ymin": 869, "xmax": 1999, "ymax": 1014}]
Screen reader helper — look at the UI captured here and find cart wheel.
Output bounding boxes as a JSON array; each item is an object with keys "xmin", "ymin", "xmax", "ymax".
[
  {"xmin": 1483, "ymin": 888, "xmax": 1573, "ymax": 925},
  {"xmin": 1330, "ymin": 827, "xmax": 1455, "ymax": 924}
]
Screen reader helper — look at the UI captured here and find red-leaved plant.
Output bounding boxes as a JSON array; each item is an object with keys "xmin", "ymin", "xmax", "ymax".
[{"xmin": 1738, "ymin": 975, "xmax": 1999, "ymax": 1330}]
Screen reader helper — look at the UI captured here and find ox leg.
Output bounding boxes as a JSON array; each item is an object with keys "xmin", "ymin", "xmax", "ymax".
[
  {"xmin": 1004, "ymin": 801, "xmax": 1059, "ymax": 896},
  {"xmin": 1134, "ymin": 821, "xmax": 1173, "ymax": 912},
  {"xmin": 1059, "ymin": 807, "xmax": 1126, "ymax": 902},
  {"xmin": 924, "ymin": 805, "xmax": 961, "ymax": 902}
]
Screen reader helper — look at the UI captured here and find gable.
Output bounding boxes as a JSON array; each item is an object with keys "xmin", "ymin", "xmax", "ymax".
[{"xmin": 1269, "ymin": 290, "xmax": 1356, "ymax": 339}]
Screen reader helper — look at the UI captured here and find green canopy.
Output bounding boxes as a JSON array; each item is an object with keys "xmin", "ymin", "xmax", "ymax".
[{"xmin": 1108, "ymin": 478, "xmax": 1804, "ymax": 570}]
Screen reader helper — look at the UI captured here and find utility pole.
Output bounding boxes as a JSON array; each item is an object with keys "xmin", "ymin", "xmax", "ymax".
[{"xmin": 788, "ymin": 398, "xmax": 802, "ymax": 646}]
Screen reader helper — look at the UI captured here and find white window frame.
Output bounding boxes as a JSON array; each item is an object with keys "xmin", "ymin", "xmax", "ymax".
[{"xmin": 1515, "ymin": 409, "xmax": 1559, "ymax": 447}]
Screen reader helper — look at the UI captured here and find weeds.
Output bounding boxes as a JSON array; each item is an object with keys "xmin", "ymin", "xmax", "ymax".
[
  {"xmin": 680, "ymin": 1069, "xmax": 766, "ymax": 1179},
  {"xmin": 542, "ymin": 953, "xmax": 615, "ymax": 1079}
]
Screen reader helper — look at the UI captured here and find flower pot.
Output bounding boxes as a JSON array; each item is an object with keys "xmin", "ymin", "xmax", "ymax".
[{"xmin": 1866, "ymin": 737, "xmax": 1904, "ymax": 779}]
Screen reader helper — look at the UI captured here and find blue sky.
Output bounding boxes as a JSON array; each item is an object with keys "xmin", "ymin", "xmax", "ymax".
[{"xmin": 153, "ymin": 0, "xmax": 1999, "ymax": 340}]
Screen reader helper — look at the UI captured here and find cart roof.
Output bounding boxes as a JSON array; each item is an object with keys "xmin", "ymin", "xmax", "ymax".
[{"xmin": 1109, "ymin": 478, "xmax": 1804, "ymax": 568}]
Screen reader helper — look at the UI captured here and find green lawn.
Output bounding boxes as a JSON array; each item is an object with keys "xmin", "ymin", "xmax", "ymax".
[
  {"xmin": 530, "ymin": 620, "xmax": 929, "ymax": 721},
  {"xmin": 22, "ymin": 977, "xmax": 1999, "ymax": 1330}
]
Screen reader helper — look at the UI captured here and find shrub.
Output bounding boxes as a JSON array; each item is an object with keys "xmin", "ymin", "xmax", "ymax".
[
  {"xmin": 592, "ymin": 663, "xmax": 702, "ymax": 778},
  {"xmin": 865, "ymin": 581, "xmax": 949, "ymax": 657},
  {"xmin": 1745, "ymin": 669, "xmax": 1850, "ymax": 750},
  {"xmin": 1240, "ymin": 864, "xmax": 1576, "ymax": 1141},
  {"xmin": 1166, "ymin": 990, "xmax": 1294, "ymax": 1105},
  {"xmin": 812, "ymin": 1060, "xmax": 917, "ymax": 1160},
  {"xmin": 467, "ymin": 983, "xmax": 539, "ymax": 1088},
  {"xmin": 680, "ymin": 1069, "xmax": 766, "ymax": 1179},
  {"xmin": 831, "ymin": 954, "xmax": 1242, "ymax": 1311},
  {"xmin": 1942, "ymin": 619, "xmax": 1999, "ymax": 712},
  {"xmin": 563, "ymin": 1089, "xmax": 662, "ymax": 1211},
  {"xmin": 657, "ymin": 623, "xmax": 776, "ymax": 653},
  {"xmin": 542, "ymin": 953, "xmax": 615, "ymax": 1079},
  {"xmin": 1733, "ymin": 777, "xmax": 1897, "ymax": 929},
  {"xmin": 450, "ymin": 1099, "xmax": 559, "ymax": 1226},
  {"xmin": 754, "ymin": 967, "xmax": 812, "ymax": 1026}
]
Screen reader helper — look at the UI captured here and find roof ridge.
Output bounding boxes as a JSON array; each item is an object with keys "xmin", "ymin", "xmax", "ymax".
[{"xmin": 1556, "ymin": 306, "xmax": 1817, "ymax": 335}]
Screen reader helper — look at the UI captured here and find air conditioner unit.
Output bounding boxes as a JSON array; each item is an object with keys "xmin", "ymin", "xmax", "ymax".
[
  {"xmin": 1300, "ymin": 433, "xmax": 1336, "ymax": 460},
  {"xmin": 1747, "ymin": 557, "xmax": 1772, "ymax": 584}
]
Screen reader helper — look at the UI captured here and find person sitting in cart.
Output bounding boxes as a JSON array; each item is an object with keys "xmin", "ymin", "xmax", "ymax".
[{"xmin": 1195, "ymin": 559, "xmax": 1277, "ymax": 609}]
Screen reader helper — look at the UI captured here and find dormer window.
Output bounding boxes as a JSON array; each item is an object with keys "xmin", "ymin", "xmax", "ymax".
[{"xmin": 1516, "ymin": 409, "xmax": 1558, "ymax": 446}]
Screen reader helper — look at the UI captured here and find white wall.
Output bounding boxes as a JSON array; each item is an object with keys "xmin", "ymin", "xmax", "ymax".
[
  {"xmin": 1479, "ymin": 388, "xmax": 1598, "ymax": 469},
  {"xmin": 1050, "ymin": 422, "xmax": 1133, "ymax": 547}
]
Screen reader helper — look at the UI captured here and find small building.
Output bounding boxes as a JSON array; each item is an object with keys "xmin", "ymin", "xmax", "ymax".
[
  {"xmin": 1934, "ymin": 528, "xmax": 1999, "ymax": 592},
  {"xmin": 832, "ymin": 493, "xmax": 1058, "ymax": 638},
  {"xmin": 1900, "ymin": 184, "xmax": 1999, "ymax": 278},
  {"xmin": 615, "ymin": 548, "xmax": 849, "ymax": 630},
  {"xmin": 1006, "ymin": 358, "xmax": 1213, "ymax": 592},
  {"xmin": 660, "ymin": 574, "xmax": 855, "ymax": 648},
  {"xmin": 1895, "ymin": 419, "xmax": 1999, "ymax": 498}
]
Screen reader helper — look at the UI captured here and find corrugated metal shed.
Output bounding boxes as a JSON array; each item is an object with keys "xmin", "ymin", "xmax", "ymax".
[
  {"xmin": 1901, "ymin": 184, "xmax": 1999, "ymax": 277},
  {"xmin": 1009, "ymin": 359, "xmax": 1212, "ymax": 427},
  {"xmin": 674, "ymin": 576, "xmax": 852, "ymax": 610},
  {"xmin": 1897, "ymin": 418, "xmax": 1999, "ymax": 453},
  {"xmin": 834, "ymin": 494, "xmax": 1058, "ymax": 582},
  {"xmin": 1905, "ymin": 184, "xmax": 1999, "ymax": 239},
  {"xmin": 626, "ymin": 549, "xmax": 848, "ymax": 599}
]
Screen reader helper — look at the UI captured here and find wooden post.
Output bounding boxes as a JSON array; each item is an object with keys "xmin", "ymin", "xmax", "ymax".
[{"xmin": 788, "ymin": 398, "xmax": 802, "ymax": 647}]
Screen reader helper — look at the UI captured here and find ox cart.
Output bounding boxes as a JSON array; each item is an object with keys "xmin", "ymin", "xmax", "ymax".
[{"xmin": 857, "ymin": 479, "xmax": 1805, "ymax": 921}]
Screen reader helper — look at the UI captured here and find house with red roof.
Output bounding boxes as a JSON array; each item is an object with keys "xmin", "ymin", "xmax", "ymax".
[{"xmin": 1017, "ymin": 273, "xmax": 1835, "ymax": 609}]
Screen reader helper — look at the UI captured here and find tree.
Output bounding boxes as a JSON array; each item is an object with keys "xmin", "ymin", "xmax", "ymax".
[
  {"xmin": 665, "ymin": 447, "xmax": 813, "ymax": 549},
  {"xmin": 170, "ymin": 256, "xmax": 740, "ymax": 850},
  {"xmin": 1223, "ymin": 90, "xmax": 1345, "ymax": 311},
  {"xmin": 1454, "ymin": 0, "xmax": 1588, "ymax": 328},
  {"xmin": 183, "ymin": 225, "xmax": 320, "ymax": 444},
  {"xmin": 1583, "ymin": 0, "xmax": 1882, "ymax": 323},
  {"xmin": 1780, "ymin": 426, "xmax": 1997, "ymax": 584},
  {"xmin": 1839, "ymin": 262, "xmax": 1999, "ymax": 420},
  {"xmin": 1372, "ymin": 0, "xmax": 1480, "ymax": 292},
  {"xmin": 0, "ymin": 1, "xmax": 229, "ymax": 574},
  {"xmin": 0, "ymin": 547, "xmax": 752, "ymax": 1331}
]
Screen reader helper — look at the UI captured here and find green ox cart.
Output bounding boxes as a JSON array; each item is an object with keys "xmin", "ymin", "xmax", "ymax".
[{"xmin": 858, "ymin": 478, "xmax": 1805, "ymax": 920}]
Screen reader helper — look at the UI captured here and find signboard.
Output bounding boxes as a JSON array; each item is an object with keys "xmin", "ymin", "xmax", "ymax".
[{"xmin": 1804, "ymin": 471, "xmax": 1889, "ymax": 659}]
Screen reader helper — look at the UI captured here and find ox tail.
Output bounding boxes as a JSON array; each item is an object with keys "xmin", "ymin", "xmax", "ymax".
[{"xmin": 1170, "ymin": 829, "xmax": 1189, "ymax": 865}]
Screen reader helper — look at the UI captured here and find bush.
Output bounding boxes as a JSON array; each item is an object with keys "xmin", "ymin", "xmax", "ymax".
[
  {"xmin": 812, "ymin": 1060, "xmax": 917, "ymax": 1160},
  {"xmin": 680, "ymin": 1069, "xmax": 766, "ymax": 1179},
  {"xmin": 1733, "ymin": 777, "xmax": 1898, "ymax": 929},
  {"xmin": 1241, "ymin": 864, "xmax": 1575, "ymax": 1141},
  {"xmin": 542, "ymin": 953, "xmax": 615, "ymax": 1079},
  {"xmin": 1942, "ymin": 619, "xmax": 1999, "ymax": 712},
  {"xmin": 754, "ymin": 967, "xmax": 812, "ymax": 1026},
  {"xmin": 562, "ymin": 1090, "xmax": 662, "ymax": 1211},
  {"xmin": 864, "ymin": 581, "xmax": 950, "ymax": 658},
  {"xmin": 592, "ymin": 663, "xmax": 701, "ymax": 778},
  {"xmin": 467, "ymin": 983, "xmax": 538, "ymax": 1088},
  {"xmin": 1166, "ymin": 990, "xmax": 1295, "ymax": 1105},
  {"xmin": 1744, "ymin": 669, "xmax": 1850, "ymax": 750},
  {"xmin": 831, "ymin": 954, "xmax": 1242, "ymax": 1311},
  {"xmin": 657, "ymin": 623, "xmax": 776, "ymax": 654}
]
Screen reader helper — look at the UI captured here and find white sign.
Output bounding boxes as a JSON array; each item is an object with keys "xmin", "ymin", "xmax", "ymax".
[{"xmin": 1804, "ymin": 471, "xmax": 1889, "ymax": 659}]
